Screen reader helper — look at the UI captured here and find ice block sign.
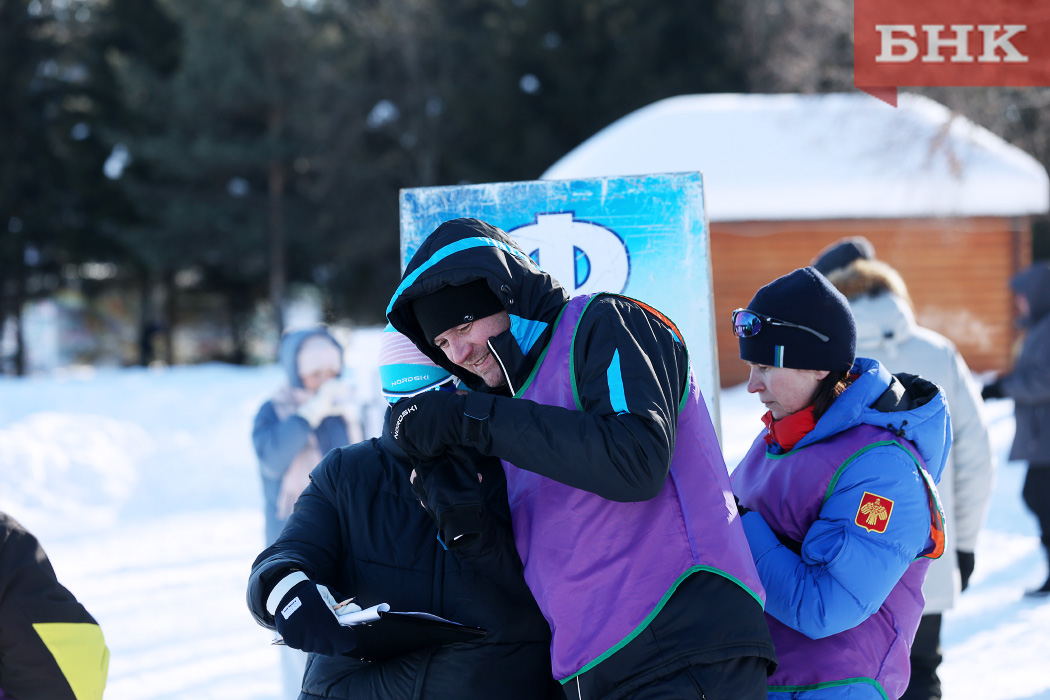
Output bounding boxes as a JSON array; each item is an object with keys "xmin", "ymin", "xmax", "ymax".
[
  {"xmin": 510, "ymin": 213, "xmax": 630, "ymax": 297},
  {"xmin": 398, "ymin": 172, "xmax": 722, "ymax": 434}
]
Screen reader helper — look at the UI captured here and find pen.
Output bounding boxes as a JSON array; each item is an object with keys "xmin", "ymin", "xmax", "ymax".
[{"xmin": 333, "ymin": 598, "xmax": 356, "ymax": 611}]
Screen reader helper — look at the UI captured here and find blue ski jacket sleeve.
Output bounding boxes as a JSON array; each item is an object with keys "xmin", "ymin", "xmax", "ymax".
[{"xmin": 741, "ymin": 443, "xmax": 932, "ymax": 639}]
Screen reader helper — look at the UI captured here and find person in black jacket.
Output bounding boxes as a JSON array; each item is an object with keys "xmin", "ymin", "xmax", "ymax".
[
  {"xmin": 0, "ymin": 511, "xmax": 109, "ymax": 700},
  {"xmin": 246, "ymin": 328, "xmax": 558, "ymax": 700},
  {"xmin": 253, "ymin": 326, "xmax": 363, "ymax": 698},
  {"xmin": 385, "ymin": 218, "xmax": 775, "ymax": 700}
]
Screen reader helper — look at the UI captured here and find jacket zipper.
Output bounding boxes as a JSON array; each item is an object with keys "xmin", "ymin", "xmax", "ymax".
[{"xmin": 487, "ymin": 339, "xmax": 515, "ymax": 396}]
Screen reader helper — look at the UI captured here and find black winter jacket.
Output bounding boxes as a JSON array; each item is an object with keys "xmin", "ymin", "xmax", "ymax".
[
  {"xmin": 246, "ymin": 432, "xmax": 557, "ymax": 700},
  {"xmin": 0, "ymin": 512, "xmax": 109, "ymax": 700}
]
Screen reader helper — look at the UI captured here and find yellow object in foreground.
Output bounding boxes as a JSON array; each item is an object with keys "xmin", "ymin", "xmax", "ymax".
[{"xmin": 32, "ymin": 622, "xmax": 109, "ymax": 700}]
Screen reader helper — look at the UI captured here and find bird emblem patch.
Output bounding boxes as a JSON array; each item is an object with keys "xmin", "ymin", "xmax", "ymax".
[{"xmin": 855, "ymin": 492, "xmax": 893, "ymax": 533}]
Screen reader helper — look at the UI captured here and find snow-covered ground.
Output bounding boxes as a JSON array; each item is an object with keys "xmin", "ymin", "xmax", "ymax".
[{"xmin": 0, "ymin": 331, "xmax": 1045, "ymax": 700}]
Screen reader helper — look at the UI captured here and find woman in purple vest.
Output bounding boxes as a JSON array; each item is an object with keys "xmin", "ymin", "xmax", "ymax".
[{"xmin": 730, "ymin": 267, "xmax": 951, "ymax": 700}]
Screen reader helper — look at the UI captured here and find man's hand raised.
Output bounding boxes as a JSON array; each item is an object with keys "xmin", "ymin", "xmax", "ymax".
[{"xmin": 387, "ymin": 390, "xmax": 466, "ymax": 460}]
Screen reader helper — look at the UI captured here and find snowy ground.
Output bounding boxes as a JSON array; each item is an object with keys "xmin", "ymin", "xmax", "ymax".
[{"xmin": 0, "ymin": 332, "xmax": 1045, "ymax": 700}]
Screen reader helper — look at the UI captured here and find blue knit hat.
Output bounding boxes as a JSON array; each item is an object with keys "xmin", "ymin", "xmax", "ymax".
[
  {"xmin": 378, "ymin": 324, "xmax": 455, "ymax": 404},
  {"xmin": 737, "ymin": 267, "xmax": 856, "ymax": 371}
]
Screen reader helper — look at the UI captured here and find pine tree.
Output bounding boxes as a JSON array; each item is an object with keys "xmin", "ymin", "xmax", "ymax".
[{"xmin": 0, "ymin": 0, "xmax": 141, "ymax": 374}]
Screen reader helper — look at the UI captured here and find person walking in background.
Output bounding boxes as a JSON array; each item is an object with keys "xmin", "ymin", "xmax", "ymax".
[
  {"xmin": 817, "ymin": 249, "xmax": 996, "ymax": 700},
  {"xmin": 247, "ymin": 328, "xmax": 558, "ymax": 700},
  {"xmin": 252, "ymin": 326, "xmax": 363, "ymax": 699},
  {"xmin": 0, "ymin": 511, "xmax": 109, "ymax": 700},
  {"xmin": 730, "ymin": 267, "xmax": 951, "ymax": 700},
  {"xmin": 980, "ymin": 262, "xmax": 1050, "ymax": 597},
  {"xmin": 385, "ymin": 217, "xmax": 776, "ymax": 699}
]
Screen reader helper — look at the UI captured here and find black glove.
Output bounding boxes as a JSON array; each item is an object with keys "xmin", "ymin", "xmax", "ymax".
[
  {"xmin": 274, "ymin": 580, "xmax": 359, "ymax": 656},
  {"xmin": 734, "ymin": 494, "xmax": 751, "ymax": 516},
  {"xmin": 981, "ymin": 379, "xmax": 1005, "ymax": 400},
  {"xmin": 388, "ymin": 390, "xmax": 466, "ymax": 460},
  {"xmin": 958, "ymin": 550, "xmax": 975, "ymax": 591},
  {"xmin": 412, "ymin": 447, "xmax": 485, "ymax": 548}
]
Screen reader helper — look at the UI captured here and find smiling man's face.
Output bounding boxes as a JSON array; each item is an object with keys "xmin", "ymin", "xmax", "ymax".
[{"xmin": 433, "ymin": 311, "xmax": 512, "ymax": 388}]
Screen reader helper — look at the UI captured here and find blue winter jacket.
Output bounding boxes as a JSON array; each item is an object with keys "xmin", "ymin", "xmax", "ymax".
[{"xmin": 732, "ymin": 358, "xmax": 950, "ymax": 699}]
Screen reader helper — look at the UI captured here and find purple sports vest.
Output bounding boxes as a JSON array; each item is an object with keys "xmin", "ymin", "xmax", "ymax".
[
  {"xmin": 732, "ymin": 423, "xmax": 934, "ymax": 698},
  {"xmin": 503, "ymin": 294, "xmax": 766, "ymax": 681}
]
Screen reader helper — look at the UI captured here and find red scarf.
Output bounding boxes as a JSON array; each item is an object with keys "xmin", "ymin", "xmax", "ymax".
[{"xmin": 762, "ymin": 405, "xmax": 817, "ymax": 451}]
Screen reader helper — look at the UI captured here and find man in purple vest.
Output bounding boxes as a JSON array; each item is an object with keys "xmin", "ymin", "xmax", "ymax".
[{"xmin": 385, "ymin": 218, "xmax": 776, "ymax": 699}]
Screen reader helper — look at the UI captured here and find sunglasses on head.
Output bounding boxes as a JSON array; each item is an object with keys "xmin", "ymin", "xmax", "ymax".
[{"xmin": 731, "ymin": 309, "xmax": 830, "ymax": 343}]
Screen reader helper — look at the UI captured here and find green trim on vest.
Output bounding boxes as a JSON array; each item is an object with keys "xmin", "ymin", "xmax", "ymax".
[
  {"xmin": 765, "ymin": 443, "xmax": 814, "ymax": 460},
  {"xmin": 763, "ymin": 433, "xmax": 837, "ymax": 460},
  {"xmin": 822, "ymin": 440, "xmax": 946, "ymax": 561},
  {"xmin": 512, "ymin": 304, "xmax": 572, "ymax": 399},
  {"xmin": 557, "ymin": 566, "xmax": 766, "ymax": 685},
  {"xmin": 568, "ymin": 295, "xmax": 602, "ymax": 411},
  {"xmin": 765, "ymin": 435, "xmax": 946, "ymax": 561},
  {"xmin": 769, "ymin": 676, "xmax": 888, "ymax": 699},
  {"xmin": 823, "ymin": 441, "xmax": 913, "ymax": 501}
]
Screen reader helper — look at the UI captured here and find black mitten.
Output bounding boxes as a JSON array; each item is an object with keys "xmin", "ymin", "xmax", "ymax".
[
  {"xmin": 958, "ymin": 550, "xmax": 975, "ymax": 591},
  {"xmin": 981, "ymin": 379, "xmax": 1005, "ymax": 400},
  {"xmin": 274, "ymin": 580, "xmax": 359, "ymax": 656},
  {"xmin": 388, "ymin": 391, "xmax": 465, "ymax": 460},
  {"xmin": 412, "ymin": 446, "xmax": 485, "ymax": 548},
  {"xmin": 734, "ymin": 494, "xmax": 752, "ymax": 516}
]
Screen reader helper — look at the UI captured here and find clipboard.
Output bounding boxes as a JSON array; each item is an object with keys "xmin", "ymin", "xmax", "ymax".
[{"xmin": 350, "ymin": 610, "xmax": 487, "ymax": 662}]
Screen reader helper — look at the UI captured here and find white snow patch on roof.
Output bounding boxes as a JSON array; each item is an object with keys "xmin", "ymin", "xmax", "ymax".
[{"xmin": 542, "ymin": 93, "xmax": 1050, "ymax": 221}]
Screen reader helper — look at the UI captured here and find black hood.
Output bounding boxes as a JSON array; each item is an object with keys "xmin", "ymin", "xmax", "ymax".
[
  {"xmin": 386, "ymin": 218, "xmax": 570, "ymax": 393},
  {"xmin": 870, "ymin": 372, "xmax": 941, "ymax": 416}
]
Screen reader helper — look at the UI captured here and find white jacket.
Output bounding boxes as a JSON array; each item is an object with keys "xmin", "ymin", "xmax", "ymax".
[{"xmin": 849, "ymin": 292, "xmax": 996, "ymax": 612}]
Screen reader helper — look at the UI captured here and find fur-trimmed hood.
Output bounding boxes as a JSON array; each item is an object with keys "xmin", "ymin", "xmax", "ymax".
[
  {"xmin": 825, "ymin": 259, "xmax": 918, "ymax": 357},
  {"xmin": 824, "ymin": 259, "xmax": 911, "ymax": 307}
]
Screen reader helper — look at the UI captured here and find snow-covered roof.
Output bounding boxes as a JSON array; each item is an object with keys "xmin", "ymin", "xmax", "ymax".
[{"xmin": 541, "ymin": 93, "xmax": 1050, "ymax": 222}]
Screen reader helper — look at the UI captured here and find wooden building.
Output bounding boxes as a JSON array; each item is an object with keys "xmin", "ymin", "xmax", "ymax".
[{"xmin": 543, "ymin": 93, "xmax": 1049, "ymax": 387}]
